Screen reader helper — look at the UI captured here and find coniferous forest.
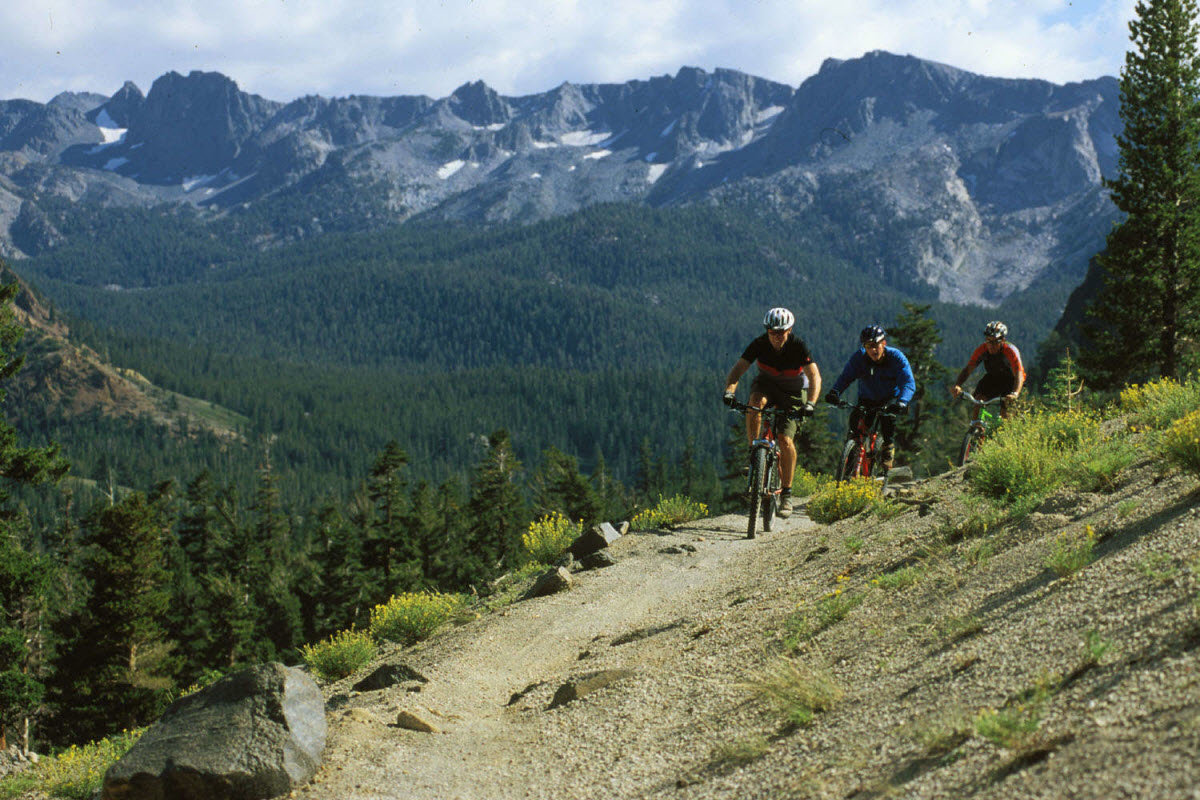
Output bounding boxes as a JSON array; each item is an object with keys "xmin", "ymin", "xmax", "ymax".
[{"xmin": 0, "ymin": 198, "xmax": 1118, "ymax": 752}]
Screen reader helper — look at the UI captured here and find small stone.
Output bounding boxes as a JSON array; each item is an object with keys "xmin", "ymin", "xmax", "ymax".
[{"xmin": 395, "ymin": 710, "xmax": 439, "ymax": 733}]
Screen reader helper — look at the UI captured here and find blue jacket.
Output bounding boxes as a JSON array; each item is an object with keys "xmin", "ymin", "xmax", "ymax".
[{"xmin": 831, "ymin": 346, "xmax": 916, "ymax": 404}]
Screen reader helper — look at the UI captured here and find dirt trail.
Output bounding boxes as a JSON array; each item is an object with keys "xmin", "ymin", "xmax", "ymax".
[{"xmin": 298, "ymin": 512, "xmax": 818, "ymax": 800}]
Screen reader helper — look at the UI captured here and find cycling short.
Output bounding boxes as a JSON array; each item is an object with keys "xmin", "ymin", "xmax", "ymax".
[
  {"xmin": 750, "ymin": 374, "xmax": 808, "ymax": 441},
  {"xmin": 976, "ymin": 372, "xmax": 1017, "ymax": 401}
]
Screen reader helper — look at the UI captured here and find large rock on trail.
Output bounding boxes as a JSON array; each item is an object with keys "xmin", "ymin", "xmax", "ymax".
[{"xmin": 102, "ymin": 662, "xmax": 326, "ymax": 800}]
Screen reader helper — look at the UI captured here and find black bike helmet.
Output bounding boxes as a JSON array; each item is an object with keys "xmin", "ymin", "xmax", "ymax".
[
  {"xmin": 984, "ymin": 320, "xmax": 1008, "ymax": 341},
  {"xmin": 860, "ymin": 325, "xmax": 886, "ymax": 345}
]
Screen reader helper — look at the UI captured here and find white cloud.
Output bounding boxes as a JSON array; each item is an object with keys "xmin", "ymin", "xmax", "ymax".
[{"xmin": 0, "ymin": 0, "xmax": 1137, "ymax": 103}]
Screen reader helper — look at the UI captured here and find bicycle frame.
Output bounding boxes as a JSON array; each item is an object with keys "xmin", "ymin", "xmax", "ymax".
[
  {"xmin": 729, "ymin": 400, "xmax": 801, "ymax": 539},
  {"xmin": 958, "ymin": 391, "xmax": 1005, "ymax": 466},
  {"xmin": 833, "ymin": 400, "xmax": 897, "ymax": 482}
]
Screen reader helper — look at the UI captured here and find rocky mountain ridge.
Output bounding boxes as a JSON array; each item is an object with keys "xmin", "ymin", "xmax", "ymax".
[{"xmin": 0, "ymin": 51, "xmax": 1120, "ymax": 306}]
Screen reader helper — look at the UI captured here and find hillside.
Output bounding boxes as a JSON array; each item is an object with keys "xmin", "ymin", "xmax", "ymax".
[
  {"xmin": 3, "ymin": 268, "xmax": 246, "ymax": 442},
  {"xmin": 299, "ymin": 437, "xmax": 1199, "ymax": 799}
]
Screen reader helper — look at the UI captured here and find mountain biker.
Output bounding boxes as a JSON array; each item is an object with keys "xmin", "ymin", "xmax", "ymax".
[
  {"xmin": 723, "ymin": 307, "xmax": 822, "ymax": 519},
  {"xmin": 824, "ymin": 325, "xmax": 915, "ymax": 472},
  {"xmin": 950, "ymin": 321, "xmax": 1025, "ymax": 418}
]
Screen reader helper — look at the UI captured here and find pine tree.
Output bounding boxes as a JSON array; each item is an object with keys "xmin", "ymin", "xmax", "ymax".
[
  {"xmin": 530, "ymin": 447, "xmax": 601, "ymax": 525},
  {"xmin": 0, "ymin": 524, "xmax": 52, "ymax": 751},
  {"xmin": 588, "ymin": 449, "xmax": 629, "ymax": 523},
  {"xmin": 47, "ymin": 493, "xmax": 175, "ymax": 745},
  {"xmin": 308, "ymin": 501, "xmax": 369, "ymax": 633},
  {"xmin": 247, "ymin": 452, "xmax": 304, "ymax": 659},
  {"xmin": 0, "ymin": 273, "xmax": 69, "ymax": 748},
  {"xmin": 1081, "ymin": 0, "xmax": 1200, "ymax": 385},
  {"xmin": 465, "ymin": 430, "xmax": 528, "ymax": 587},
  {"xmin": 365, "ymin": 441, "xmax": 419, "ymax": 595},
  {"xmin": 889, "ymin": 302, "xmax": 953, "ymax": 472}
]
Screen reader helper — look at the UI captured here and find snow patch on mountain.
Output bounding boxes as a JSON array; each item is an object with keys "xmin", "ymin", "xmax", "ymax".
[
  {"xmin": 560, "ymin": 130, "xmax": 610, "ymax": 147},
  {"xmin": 437, "ymin": 160, "xmax": 467, "ymax": 179}
]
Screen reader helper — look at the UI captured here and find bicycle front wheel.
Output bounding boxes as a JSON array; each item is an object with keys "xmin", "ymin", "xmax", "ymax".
[
  {"xmin": 837, "ymin": 439, "xmax": 861, "ymax": 482},
  {"xmin": 958, "ymin": 428, "xmax": 981, "ymax": 466},
  {"xmin": 762, "ymin": 459, "xmax": 778, "ymax": 533},
  {"xmin": 747, "ymin": 447, "xmax": 767, "ymax": 539}
]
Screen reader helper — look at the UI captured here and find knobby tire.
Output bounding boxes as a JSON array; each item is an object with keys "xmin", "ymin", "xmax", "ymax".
[
  {"xmin": 837, "ymin": 439, "xmax": 861, "ymax": 483},
  {"xmin": 762, "ymin": 457, "xmax": 777, "ymax": 533},
  {"xmin": 958, "ymin": 428, "xmax": 981, "ymax": 467},
  {"xmin": 747, "ymin": 446, "xmax": 767, "ymax": 539}
]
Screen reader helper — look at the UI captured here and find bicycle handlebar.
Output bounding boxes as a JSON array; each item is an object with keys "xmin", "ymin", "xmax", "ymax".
[
  {"xmin": 959, "ymin": 391, "xmax": 1006, "ymax": 407},
  {"xmin": 725, "ymin": 399, "xmax": 810, "ymax": 421},
  {"xmin": 828, "ymin": 399, "xmax": 900, "ymax": 417}
]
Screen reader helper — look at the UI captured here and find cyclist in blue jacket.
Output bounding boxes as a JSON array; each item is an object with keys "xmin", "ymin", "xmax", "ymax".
[{"xmin": 824, "ymin": 325, "xmax": 916, "ymax": 471}]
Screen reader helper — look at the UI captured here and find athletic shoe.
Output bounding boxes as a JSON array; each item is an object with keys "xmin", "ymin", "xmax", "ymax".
[{"xmin": 778, "ymin": 491, "xmax": 793, "ymax": 518}]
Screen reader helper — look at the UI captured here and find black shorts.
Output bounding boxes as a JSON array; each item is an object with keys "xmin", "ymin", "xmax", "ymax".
[
  {"xmin": 976, "ymin": 372, "xmax": 1017, "ymax": 401},
  {"xmin": 750, "ymin": 374, "xmax": 808, "ymax": 440}
]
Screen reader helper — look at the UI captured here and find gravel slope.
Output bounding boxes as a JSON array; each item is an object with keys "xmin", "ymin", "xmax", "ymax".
[{"xmin": 297, "ymin": 456, "xmax": 1200, "ymax": 800}]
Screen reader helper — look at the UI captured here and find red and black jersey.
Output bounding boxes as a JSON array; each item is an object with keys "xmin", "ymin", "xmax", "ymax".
[
  {"xmin": 963, "ymin": 341, "xmax": 1025, "ymax": 383},
  {"xmin": 741, "ymin": 333, "xmax": 814, "ymax": 393}
]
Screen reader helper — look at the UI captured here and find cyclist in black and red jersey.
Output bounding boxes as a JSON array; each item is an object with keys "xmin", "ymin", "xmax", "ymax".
[
  {"xmin": 950, "ymin": 321, "xmax": 1026, "ymax": 417},
  {"xmin": 723, "ymin": 307, "xmax": 822, "ymax": 519}
]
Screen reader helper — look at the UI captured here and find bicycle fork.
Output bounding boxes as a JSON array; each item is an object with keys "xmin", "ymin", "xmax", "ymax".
[{"xmin": 748, "ymin": 439, "xmax": 780, "ymax": 496}]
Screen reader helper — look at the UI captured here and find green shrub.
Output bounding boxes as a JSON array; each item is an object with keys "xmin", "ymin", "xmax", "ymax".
[
  {"xmin": 785, "ymin": 587, "xmax": 864, "ymax": 647},
  {"xmin": 1120, "ymin": 376, "xmax": 1200, "ymax": 430},
  {"xmin": 521, "ymin": 512, "xmax": 580, "ymax": 564},
  {"xmin": 746, "ymin": 657, "xmax": 844, "ymax": 727},
  {"xmin": 807, "ymin": 479, "xmax": 879, "ymax": 523},
  {"xmin": 938, "ymin": 503, "xmax": 1007, "ymax": 541},
  {"xmin": 1045, "ymin": 525, "xmax": 1097, "ymax": 578},
  {"xmin": 968, "ymin": 410, "xmax": 1099, "ymax": 502},
  {"xmin": 301, "ymin": 628, "xmax": 378, "ymax": 682},
  {"xmin": 630, "ymin": 494, "xmax": 709, "ymax": 530},
  {"xmin": 369, "ymin": 591, "xmax": 468, "ymax": 645},
  {"xmin": 871, "ymin": 565, "xmax": 924, "ymax": 591},
  {"xmin": 0, "ymin": 729, "xmax": 144, "ymax": 800},
  {"xmin": 1068, "ymin": 437, "xmax": 1139, "ymax": 492},
  {"xmin": 974, "ymin": 679, "xmax": 1054, "ymax": 751},
  {"xmin": 791, "ymin": 468, "xmax": 829, "ymax": 497},
  {"xmin": 1158, "ymin": 409, "xmax": 1200, "ymax": 475},
  {"xmin": 974, "ymin": 703, "xmax": 1042, "ymax": 750}
]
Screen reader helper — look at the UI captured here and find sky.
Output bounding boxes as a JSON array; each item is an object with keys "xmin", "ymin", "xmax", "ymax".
[{"xmin": 1, "ymin": 0, "xmax": 1140, "ymax": 104}]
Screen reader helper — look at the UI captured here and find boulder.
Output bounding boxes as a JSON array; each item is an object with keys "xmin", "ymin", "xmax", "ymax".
[
  {"xmin": 102, "ymin": 662, "xmax": 326, "ymax": 800},
  {"xmin": 568, "ymin": 522, "xmax": 622, "ymax": 558},
  {"xmin": 579, "ymin": 551, "xmax": 617, "ymax": 570},
  {"xmin": 352, "ymin": 663, "xmax": 429, "ymax": 693},
  {"xmin": 549, "ymin": 669, "xmax": 636, "ymax": 709},
  {"xmin": 522, "ymin": 566, "xmax": 573, "ymax": 600}
]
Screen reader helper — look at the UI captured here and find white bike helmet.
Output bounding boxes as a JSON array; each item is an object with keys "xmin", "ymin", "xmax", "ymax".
[
  {"xmin": 984, "ymin": 320, "xmax": 1008, "ymax": 341},
  {"xmin": 763, "ymin": 307, "xmax": 795, "ymax": 331}
]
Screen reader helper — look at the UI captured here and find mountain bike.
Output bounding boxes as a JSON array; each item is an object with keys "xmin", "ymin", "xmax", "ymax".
[
  {"xmin": 957, "ymin": 390, "xmax": 1006, "ymax": 466},
  {"xmin": 830, "ymin": 400, "xmax": 899, "ymax": 483},
  {"xmin": 727, "ymin": 400, "xmax": 807, "ymax": 539}
]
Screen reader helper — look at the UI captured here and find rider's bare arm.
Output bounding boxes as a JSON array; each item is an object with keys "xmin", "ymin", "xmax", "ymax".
[
  {"xmin": 804, "ymin": 362, "xmax": 821, "ymax": 403},
  {"xmin": 725, "ymin": 358, "xmax": 751, "ymax": 395}
]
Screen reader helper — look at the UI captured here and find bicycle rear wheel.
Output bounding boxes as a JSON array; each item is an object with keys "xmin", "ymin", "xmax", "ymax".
[
  {"xmin": 958, "ymin": 428, "xmax": 982, "ymax": 466},
  {"xmin": 747, "ymin": 447, "xmax": 767, "ymax": 539},
  {"xmin": 837, "ymin": 439, "xmax": 861, "ymax": 482}
]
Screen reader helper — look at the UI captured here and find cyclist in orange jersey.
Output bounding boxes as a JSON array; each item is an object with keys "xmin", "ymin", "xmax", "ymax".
[{"xmin": 950, "ymin": 321, "xmax": 1026, "ymax": 418}]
